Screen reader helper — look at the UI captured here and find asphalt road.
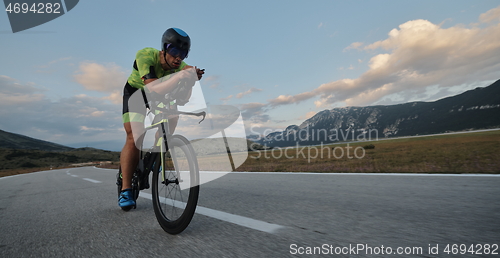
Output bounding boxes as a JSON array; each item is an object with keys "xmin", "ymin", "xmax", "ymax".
[{"xmin": 1, "ymin": 167, "xmax": 499, "ymax": 257}]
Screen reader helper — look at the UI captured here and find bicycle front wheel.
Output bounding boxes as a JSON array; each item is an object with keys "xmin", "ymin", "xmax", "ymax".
[{"xmin": 152, "ymin": 135, "xmax": 199, "ymax": 234}]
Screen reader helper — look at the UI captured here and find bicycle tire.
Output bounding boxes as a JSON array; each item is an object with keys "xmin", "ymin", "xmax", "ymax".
[{"xmin": 152, "ymin": 135, "xmax": 199, "ymax": 234}]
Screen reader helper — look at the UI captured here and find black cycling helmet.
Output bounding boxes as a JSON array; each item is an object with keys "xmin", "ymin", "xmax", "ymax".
[{"xmin": 161, "ymin": 28, "xmax": 191, "ymax": 54}]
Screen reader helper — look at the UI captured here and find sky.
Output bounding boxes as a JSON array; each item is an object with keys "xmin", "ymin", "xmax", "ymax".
[{"xmin": 1, "ymin": 0, "xmax": 500, "ymax": 151}]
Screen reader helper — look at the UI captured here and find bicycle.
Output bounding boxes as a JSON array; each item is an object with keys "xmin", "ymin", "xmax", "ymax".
[{"xmin": 116, "ymin": 84, "xmax": 206, "ymax": 235}]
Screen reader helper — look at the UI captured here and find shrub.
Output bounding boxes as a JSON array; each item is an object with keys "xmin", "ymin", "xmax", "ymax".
[
  {"xmin": 21, "ymin": 161, "xmax": 38, "ymax": 168},
  {"xmin": 363, "ymin": 144, "xmax": 375, "ymax": 150}
]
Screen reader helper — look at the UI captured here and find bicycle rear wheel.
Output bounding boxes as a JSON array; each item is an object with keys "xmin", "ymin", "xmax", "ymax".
[{"xmin": 152, "ymin": 135, "xmax": 199, "ymax": 234}]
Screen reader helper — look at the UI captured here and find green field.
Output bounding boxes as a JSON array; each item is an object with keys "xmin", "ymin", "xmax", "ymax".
[{"xmin": 236, "ymin": 130, "xmax": 500, "ymax": 173}]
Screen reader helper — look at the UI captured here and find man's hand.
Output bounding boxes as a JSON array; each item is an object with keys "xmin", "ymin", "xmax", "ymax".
[
  {"xmin": 196, "ymin": 67, "xmax": 205, "ymax": 80},
  {"xmin": 183, "ymin": 65, "xmax": 205, "ymax": 80}
]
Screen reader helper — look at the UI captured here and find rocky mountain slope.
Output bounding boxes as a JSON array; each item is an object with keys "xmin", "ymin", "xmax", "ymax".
[{"xmin": 251, "ymin": 79, "xmax": 500, "ymax": 147}]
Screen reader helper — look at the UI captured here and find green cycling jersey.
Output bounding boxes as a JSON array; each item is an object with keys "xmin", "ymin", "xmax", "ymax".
[{"xmin": 127, "ymin": 47, "xmax": 188, "ymax": 89}]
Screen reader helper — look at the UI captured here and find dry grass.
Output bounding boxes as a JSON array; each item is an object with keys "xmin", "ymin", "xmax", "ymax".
[
  {"xmin": 236, "ymin": 130, "xmax": 500, "ymax": 173},
  {"xmin": 96, "ymin": 162, "xmax": 120, "ymax": 170}
]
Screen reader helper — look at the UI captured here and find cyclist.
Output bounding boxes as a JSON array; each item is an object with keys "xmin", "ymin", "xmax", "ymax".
[{"xmin": 119, "ymin": 28, "xmax": 204, "ymax": 209}]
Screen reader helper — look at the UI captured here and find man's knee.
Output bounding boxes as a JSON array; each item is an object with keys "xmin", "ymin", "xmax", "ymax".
[
  {"xmin": 125, "ymin": 133, "xmax": 136, "ymax": 145},
  {"xmin": 124, "ymin": 122, "xmax": 144, "ymax": 144}
]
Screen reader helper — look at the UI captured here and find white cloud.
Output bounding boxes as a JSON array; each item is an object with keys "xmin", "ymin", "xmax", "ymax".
[
  {"xmin": 344, "ymin": 42, "xmax": 363, "ymax": 51},
  {"xmin": 102, "ymin": 90, "xmax": 122, "ymax": 105},
  {"xmin": 72, "ymin": 61, "xmax": 128, "ymax": 105},
  {"xmin": 0, "ymin": 75, "xmax": 46, "ymax": 106},
  {"xmin": 479, "ymin": 5, "xmax": 500, "ymax": 23},
  {"xmin": 299, "ymin": 111, "xmax": 317, "ymax": 120},
  {"xmin": 220, "ymin": 95, "xmax": 233, "ymax": 102},
  {"xmin": 219, "ymin": 87, "xmax": 262, "ymax": 104},
  {"xmin": 239, "ymin": 102, "xmax": 270, "ymax": 129},
  {"xmin": 267, "ymin": 6, "xmax": 500, "ymax": 108},
  {"xmin": 236, "ymin": 87, "xmax": 262, "ymax": 99},
  {"xmin": 73, "ymin": 62, "xmax": 128, "ymax": 93},
  {"xmin": 269, "ymin": 91, "xmax": 316, "ymax": 107},
  {"xmin": 204, "ymin": 75, "xmax": 221, "ymax": 89},
  {"xmin": 35, "ymin": 57, "xmax": 73, "ymax": 74},
  {"xmin": 38, "ymin": 57, "xmax": 72, "ymax": 68},
  {"xmin": 368, "ymin": 53, "xmax": 390, "ymax": 70},
  {"xmin": 80, "ymin": 125, "xmax": 105, "ymax": 131},
  {"xmin": 0, "ymin": 75, "xmax": 124, "ymax": 150}
]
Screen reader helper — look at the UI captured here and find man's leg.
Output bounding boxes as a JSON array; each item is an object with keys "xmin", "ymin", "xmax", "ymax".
[
  {"xmin": 120, "ymin": 122, "xmax": 143, "ymax": 190},
  {"xmin": 168, "ymin": 115, "xmax": 179, "ymax": 134}
]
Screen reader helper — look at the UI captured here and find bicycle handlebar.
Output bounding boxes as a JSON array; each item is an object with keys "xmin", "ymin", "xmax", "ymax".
[
  {"xmin": 145, "ymin": 75, "xmax": 206, "ymax": 124},
  {"xmin": 147, "ymin": 96, "xmax": 206, "ymax": 124},
  {"xmin": 168, "ymin": 110, "xmax": 207, "ymax": 124}
]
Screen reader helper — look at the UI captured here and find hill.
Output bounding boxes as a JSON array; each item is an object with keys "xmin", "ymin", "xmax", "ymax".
[
  {"xmin": 0, "ymin": 129, "xmax": 73, "ymax": 151},
  {"xmin": 251, "ymin": 79, "xmax": 500, "ymax": 147},
  {"xmin": 0, "ymin": 147, "xmax": 120, "ymax": 172},
  {"xmin": 0, "ymin": 129, "xmax": 120, "ymax": 173}
]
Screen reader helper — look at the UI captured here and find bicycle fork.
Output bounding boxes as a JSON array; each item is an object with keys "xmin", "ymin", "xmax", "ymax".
[{"xmin": 158, "ymin": 139, "xmax": 183, "ymax": 187}]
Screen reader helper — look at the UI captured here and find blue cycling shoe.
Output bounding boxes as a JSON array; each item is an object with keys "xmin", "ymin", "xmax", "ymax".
[{"xmin": 118, "ymin": 188, "xmax": 136, "ymax": 211}]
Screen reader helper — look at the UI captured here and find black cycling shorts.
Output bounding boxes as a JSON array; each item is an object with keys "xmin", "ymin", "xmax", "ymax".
[{"xmin": 122, "ymin": 82, "xmax": 148, "ymax": 123}]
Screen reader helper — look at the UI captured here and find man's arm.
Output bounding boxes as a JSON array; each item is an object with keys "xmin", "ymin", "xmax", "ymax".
[{"xmin": 145, "ymin": 66, "xmax": 197, "ymax": 94}]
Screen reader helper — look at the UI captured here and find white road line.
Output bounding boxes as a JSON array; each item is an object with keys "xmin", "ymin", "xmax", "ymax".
[
  {"xmin": 139, "ymin": 192, "xmax": 285, "ymax": 234},
  {"xmin": 67, "ymin": 169, "xmax": 101, "ymax": 183},
  {"xmin": 199, "ymin": 171, "xmax": 500, "ymax": 177},
  {"xmin": 82, "ymin": 178, "xmax": 102, "ymax": 183}
]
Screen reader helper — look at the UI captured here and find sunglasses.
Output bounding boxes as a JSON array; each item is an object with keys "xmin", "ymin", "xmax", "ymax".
[{"xmin": 165, "ymin": 44, "xmax": 188, "ymax": 60}]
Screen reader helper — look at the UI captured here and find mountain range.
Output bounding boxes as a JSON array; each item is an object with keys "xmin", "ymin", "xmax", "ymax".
[
  {"xmin": 249, "ymin": 79, "xmax": 500, "ymax": 147},
  {"xmin": 0, "ymin": 129, "xmax": 73, "ymax": 151}
]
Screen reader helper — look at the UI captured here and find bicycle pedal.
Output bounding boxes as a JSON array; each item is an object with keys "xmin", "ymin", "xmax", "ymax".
[{"xmin": 139, "ymin": 183, "xmax": 149, "ymax": 190}]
